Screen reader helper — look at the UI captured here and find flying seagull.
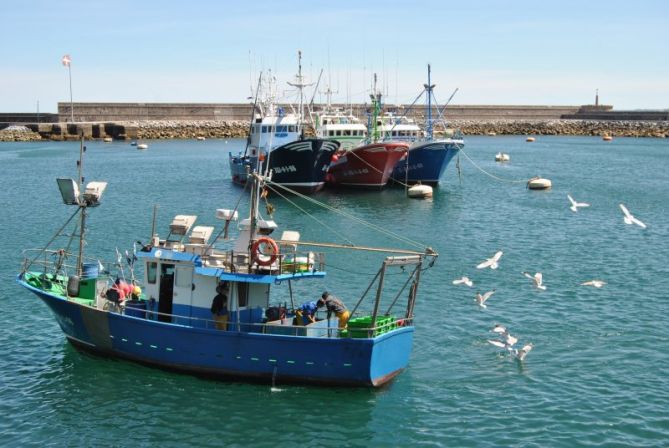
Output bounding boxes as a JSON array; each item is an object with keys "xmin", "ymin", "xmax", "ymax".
[
  {"xmin": 581, "ymin": 280, "xmax": 607, "ymax": 288},
  {"xmin": 522, "ymin": 272, "xmax": 546, "ymax": 291},
  {"xmin": 477, "ymin": 251, "xmax": 503, "ymax": 270},
  {"xmin": 452, "ymin": 276, "xmax": 473, "ymax": 287},
  {"xmin": 620, "ymin": 204, "xmax": 647, "ymax": 229},
  {"xmin": 476, "ymin": 290, "xmax": 496, "ymax": 309},
  {"xmin": 567, "ymin": 194, "xmax": 590, "ymax": 212}
]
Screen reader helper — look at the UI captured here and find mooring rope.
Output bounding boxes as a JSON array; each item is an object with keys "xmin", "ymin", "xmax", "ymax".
[{"xmin": 458, "ymin": 146, "xmax": 530, "ymax": 184}]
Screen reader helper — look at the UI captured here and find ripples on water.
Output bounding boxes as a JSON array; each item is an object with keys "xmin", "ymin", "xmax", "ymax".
[{"xmin": 1, "ymin": 136, "xmax": 667, "ymax": 446}]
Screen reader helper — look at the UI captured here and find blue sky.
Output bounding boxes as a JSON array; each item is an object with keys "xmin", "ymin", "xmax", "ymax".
[{"xmin": 1, "ymin": 0, "xmax": 667, "ymax": 112}]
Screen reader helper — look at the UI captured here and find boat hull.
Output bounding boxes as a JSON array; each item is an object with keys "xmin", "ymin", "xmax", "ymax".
[
  {"xmin": 18, "ymin": 276, "xmax": 412, "ymax": 387},
  {"xmin": 390, "ymin": 139, "xmax": 462, "ymax": 185},
  {"xmin": 229, "ymin": 139, "xmax": 339, "ymax": 194},
  {"xmin": 327, "ymin": 142, "xmax": 409, "ymax": 188}
]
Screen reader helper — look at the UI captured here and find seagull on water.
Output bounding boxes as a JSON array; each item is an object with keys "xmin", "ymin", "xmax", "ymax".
[
  {"xmin": 620, "ymin": 204, "xmax": 647, "ymax": 229},
  {"xmin": 475, "ymin": 290, "xmax": 496, "ymax": 309},
  {"xmin": 477, "ymin": 251, "xmax": 503, "ymax": 270},
  {"xmin": 490, "ymin": 324, "xmax": 518, "ymax": 347},
  {"xmin": 512, "ymin": 343, "xmax": 534, "ymax": 361},
  {"xmin": 522, "ymin": 272, "xmax": 546, "ymax": 290},
  {"xmin": 581, "ymin": 280, "xmax": 607, "ymax": 288},
  {"xmin": 452, "ymin": 276, "xmax": 473, "ymax": 287},
  {"xmin": 567, "ymin": 194, "xmax": 590, "ymax": 212}
]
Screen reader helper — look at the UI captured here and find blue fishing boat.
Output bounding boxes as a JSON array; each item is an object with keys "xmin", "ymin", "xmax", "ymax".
[
  {"xmin": 389, "ymin": 65, "xmax": 464, "ymax": 186},
  {"xmin": 17, "ymin": 138, "xmax": 438, "ymax": 387},
  {"xmin": 230, "ymin": 52, "xmax": 338, "ymax": 194}
]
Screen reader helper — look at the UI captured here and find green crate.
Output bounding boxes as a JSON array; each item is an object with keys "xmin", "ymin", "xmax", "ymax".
[{"xmin": 347, "ymin": 315, "xmax": 397, "ymax": 338}]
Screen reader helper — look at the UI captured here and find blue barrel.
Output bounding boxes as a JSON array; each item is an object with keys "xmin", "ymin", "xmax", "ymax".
[
  {"xmin": 81, "ymin": 263, "xmax": 99, "ymax": 279},
  {"xmin": 125, "ymin": 300, "xmax": 147, "ymax": 319}
]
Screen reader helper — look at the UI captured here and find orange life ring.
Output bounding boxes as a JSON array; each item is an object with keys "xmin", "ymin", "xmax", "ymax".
[{"xmin": 251, "ymin": 237, "xmax": 279, "ymax": 266}]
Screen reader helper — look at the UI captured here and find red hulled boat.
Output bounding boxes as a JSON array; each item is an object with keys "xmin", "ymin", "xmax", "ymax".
[
  {"xmin": 326, "ymin": 74, "xmax": 409, "ymax": 189},
  {"xmin": 326, "ymin": 142, "xmax": 408, "ymax": 188}
]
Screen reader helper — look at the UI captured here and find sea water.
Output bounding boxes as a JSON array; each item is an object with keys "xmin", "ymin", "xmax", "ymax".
[{"xmin": 0, "ymin": 136, "xmax": 667, "ymax": 446}]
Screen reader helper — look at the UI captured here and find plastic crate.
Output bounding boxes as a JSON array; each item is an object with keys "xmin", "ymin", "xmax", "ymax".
[{"xmin": 347, "ymin": 315, "xmax": 396, "ymax": 338}]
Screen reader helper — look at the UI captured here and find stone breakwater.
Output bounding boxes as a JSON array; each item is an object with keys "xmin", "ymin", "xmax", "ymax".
[
  {"xmin": 1, "ymin": 119, "xmax": 667, "ymax": 142},
  {"xmin": 448, "ymin": 119, "xmax": 668, "ymax": 138}
]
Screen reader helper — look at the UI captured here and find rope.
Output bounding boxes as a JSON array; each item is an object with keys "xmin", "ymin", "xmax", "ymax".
[
  {"xmin": 458, "ymin": 147, "xmax": 530, "ymax": 184},
  {"xmin": 264, "ymin": 179, "xmax": 429, "ymax": 251}
]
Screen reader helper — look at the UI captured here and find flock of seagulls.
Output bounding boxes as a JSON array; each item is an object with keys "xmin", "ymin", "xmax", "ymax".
[{"xmin": 452, "ymin": 194, "xmax": 648, "ymax": 365}]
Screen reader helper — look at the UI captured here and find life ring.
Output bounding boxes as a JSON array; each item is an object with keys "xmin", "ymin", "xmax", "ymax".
[{"xmin": 251, "ymin": 237, "xmax": 279, "ymax": 266}]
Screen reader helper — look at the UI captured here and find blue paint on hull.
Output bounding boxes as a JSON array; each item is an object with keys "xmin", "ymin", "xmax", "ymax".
[
  {"xmin": 19, "ymin": 277, "xmax": 412, "ymax": 387},
  {"xmin": 391, "ymin": 140, "xmax": 462, "ymax": 185}
]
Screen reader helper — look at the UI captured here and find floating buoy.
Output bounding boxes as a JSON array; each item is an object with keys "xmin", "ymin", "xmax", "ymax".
[
  {"xmin": 103, "ymin": 137, "xmax": 112, "ymax": 143},
  {"xmin": 526, "ymin": 137, "xmax": 536, "ymax": 142},
  {"xmin": 137, "ymin": 143, "xmax": 148, "ymax": 150},
  {"xmin": 407, "ymin": 184, "xmax": 433, "ymax": 199},
  {"xmin": 602, "ymin": 135, "xmax": 613, "ymax": 141},
  {"xmin": 130, "ymin": 141, "xmax": 137, "ymax": 146},
  {"xmin": 495, "ymin": 152, "xmax": 510, "ymax": 162},
  {"xmin": 527, "ymin": 177, "xmax": 552, "ymax": 190},
  {"xmin": 487, "ymin": 132, "xmax": 497, "ymax": 136},
  {"xmin": 196, "ymin": 136, "xmax": 206, "ymax": 141}
]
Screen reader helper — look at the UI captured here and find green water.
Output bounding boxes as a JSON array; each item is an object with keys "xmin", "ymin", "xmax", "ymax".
[{"xmin": 1, "ymin": 136, "xmax": 667, "ymax": 446}]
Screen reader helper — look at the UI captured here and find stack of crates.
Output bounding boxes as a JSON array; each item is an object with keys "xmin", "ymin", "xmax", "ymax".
[{"xmin": 347, "ymin": 315, "xmax": 397, "ymax": 338}]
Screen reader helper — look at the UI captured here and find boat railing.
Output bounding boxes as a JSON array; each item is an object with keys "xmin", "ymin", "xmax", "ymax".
[
  {"xmin": 200, "ymin": 248, "xmax": 326, "ymax": 275},
  {"xmin": 20, "ymin": 248, "xmax": 117, "ymax": 278},
  {"xmin": 119, "ymin": 305, "xmax": 413, "ymax": 339}
]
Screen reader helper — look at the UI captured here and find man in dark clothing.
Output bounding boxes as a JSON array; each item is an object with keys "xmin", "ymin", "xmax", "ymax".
[
  {"xmin": 211, "ymin": 281, "xmax": 229, "ymax": 330},
  {"xmin": 317, "ymin": 291, "xmax": 350, "ymax": 329}
]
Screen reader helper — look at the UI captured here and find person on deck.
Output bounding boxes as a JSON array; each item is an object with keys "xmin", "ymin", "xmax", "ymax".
[
  {"xmin": 295, "ymin": 300, "xmax": 318, "ymax": 326},
  {"xmin": 210, "ymin": 281, "xmax": 229, "ymax": 331},
  {"xmin": 317, "ymin": 292, "xmax": 350, "ymax": 329}
]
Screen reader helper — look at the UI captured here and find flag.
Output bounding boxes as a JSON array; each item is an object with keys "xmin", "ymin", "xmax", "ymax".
[{"xmin": 61, "ymin": 54, "xmax": 71, "ymax": 67}]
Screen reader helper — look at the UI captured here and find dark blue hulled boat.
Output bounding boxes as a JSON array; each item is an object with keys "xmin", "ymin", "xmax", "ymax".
[
  {"xmin": 230, "ymin": 52, "xmax": 338, "ymax": 194},
  {"xmin": 17, "ymin": 138, "xmax": 437, "ymax": 387},
  {"xmin": 389, "ymin": 64, "xmax": 464, "ymax": 186}
]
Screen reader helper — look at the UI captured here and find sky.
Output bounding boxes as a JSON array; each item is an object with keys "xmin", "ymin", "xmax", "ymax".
[{"xmin": 1, "ymin": 0, "xmax": 668, "ymax": 112}]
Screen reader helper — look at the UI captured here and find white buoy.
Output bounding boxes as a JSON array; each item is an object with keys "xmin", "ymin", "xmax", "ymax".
[
  {"xmin": 602, "ymin": 135, "xmax": 613, "ymax": 141},
  {"xmin": 527, "ymin": 177, "xmax": 552, "ymax": 190},
  {"xmin": 137, "ymin": 143, "xmax": 148, "ymax": 150},
  {"xmin": 407, "ymin": 184, "xmax": 433, "ymax": 199},
  {"xmin": 196, "ymin": 136, "xmax": 206, "ymax": 141},
  {"xmin": 495, "ymin": 152, "xmax": 510, "ymax": 162},
  {"xmin": 103, "ymin": 137, "xmax": 112, "ymax": 143},
  {"xmin": 526, "ymin": 137, "xmax": 536, "ymax": 142}
]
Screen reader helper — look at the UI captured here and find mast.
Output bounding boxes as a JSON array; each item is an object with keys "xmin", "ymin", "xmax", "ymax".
[
  {"xmin": 369, "ymin": 73, "xmax": 382, "ymax": 143},
  {"xmin": 76, "ymin": 136, "xmax": 85, "ymax": 276},
  {"xmin": 425, "ymin": 64, "xmax": 435, "ymax": 139},
  {"xmin": 287, "ymin": 50, "xmax": 313, "ymax": 139}
]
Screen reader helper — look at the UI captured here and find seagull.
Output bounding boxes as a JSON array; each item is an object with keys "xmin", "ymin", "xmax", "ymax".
[
  {"xmin": 567, "ymin": 194, "xmax": 590, "ymax": 212},
  {"xmin": 452, "ymin": 276, "xmax": 473, "ymax": 287},
  {"xmin": 581, "ymin": 280, "xmax": 607, "ymax": 288},
  {"xmin": 522, "ymin": 272, "xmax": 546, "ymax": 290},
  {"xmin": 512, "ymin": 343, "xmax": 534, "ymax": 361},
  {"xmin": 475, "ymin": 290, "xmax": 496, "ymax": 309},
  {"xmin": 620, "ymin": 204, "xmax": 647, "ymax": 229},
  {"xmin": 490, "ymin": 324, "xmax": 518, "ymax": 347},
  {"xmin": 477, "ymin": 251, "xmax": 503, "ymax": 270}
]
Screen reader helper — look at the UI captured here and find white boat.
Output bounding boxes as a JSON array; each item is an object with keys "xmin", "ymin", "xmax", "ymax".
[
  {"xmin": 495, "ymin": 152, "xmax": 510, "ymax": 162},
  {"xmin": 312, "ymin": 87, "xmax": 367, "ymax": 151},
  {"xmin": 196, "ymin": 136, "xmax": 206, "ymax": 141},
  {"xmin": 407, "ymin": 183, "xmax": 433, "ymax": 199},
  {"xmin": 377, "ymin": 112, "xmax": 424, "ymax": 143},
  {"xmin": 103, "ymin": 137, "xmax": 112, "ymax": 143},
  {"xmin": 527, "ymin": 177, "xmax": 552, "ymax": 190},
  {"xmin": 137, "ymin": 143, "xmax": 148, "ymax": 150},
  {"xmin": 526, "ymin": 137, "xmax": 536, "ymax": 142}
]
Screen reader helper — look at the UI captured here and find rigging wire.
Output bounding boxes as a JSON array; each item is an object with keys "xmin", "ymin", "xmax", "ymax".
[{"xmin": 264, "ymin": 178, "xmax": 430, "ymax": 251}]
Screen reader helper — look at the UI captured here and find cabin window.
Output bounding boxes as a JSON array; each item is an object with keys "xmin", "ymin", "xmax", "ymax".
[
  {"xmin": 328, "ymin": 130, "xmax": 334, "ymax": 136},
  {"xmin": 175, "ymin": 266, "xmax": 192, "ymax": 288},
  {"xmin": 147, "ymin": 262, "xmax": 157, "ymax": 284},
  {"xmin": 344, "ymin": 130, "xmax": 351, "ymax": 136},
  {"xmin": 276, "ymin": 125, "xmax": 287, "ymax": 133},
  {"xmin": 336, "ymin": 130, "xmax": 342, "ymax": 136},
  {"xmin": 236, "ymin": 282, "xmax": 248, "ymax": 307},
  {"xmin": 289, "ymin": 125, "xmax": 296, "ymax": 132},
  {"xmin": 261, "ymin": 126, "xmax": 267, "ymax": 133}
]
